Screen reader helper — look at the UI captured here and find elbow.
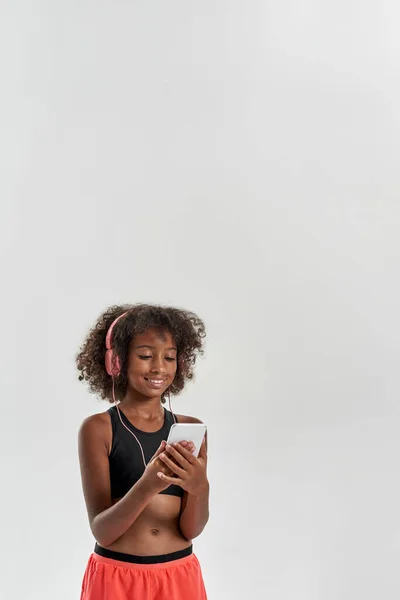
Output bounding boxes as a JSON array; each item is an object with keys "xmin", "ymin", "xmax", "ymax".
[
  {"xmin": 180, "ymin": 528, "xmax": 195, "ymax": 542},
  {"xmin": 179, "ymin": 520, "xmax": 194, "ymax": 541},
  {"xmin": 181, "ymin": 527, "xmax": 204, "ymax": 541},
  {"xmin": 90, "ymin": 519, "xmax": 117, "ymax": 548},
  {"xmin": 92, "ymin": 530, "xmax": 116, "ymax": 548},
  {"xmin": 93, "ymin": 534, "xmax": 113, "ymax": 548},
  {"xmin": 91, "ymin": 527, "xmax": 109, "ymax": 548},
  {"xmin": 179, "ymin": 517, "xmax": 209, "ymax": 541}
]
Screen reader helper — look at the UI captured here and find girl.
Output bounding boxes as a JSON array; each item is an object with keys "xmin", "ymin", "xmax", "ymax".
[{"xmin": 76, "ymin": 303, "xmax": 209, "ymax": 599}]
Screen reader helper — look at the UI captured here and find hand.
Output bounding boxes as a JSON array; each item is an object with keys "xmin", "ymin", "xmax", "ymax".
[
  {"xmin": 141, "ymin": 440, "xmax": 196, "ymax": 495},
  {"xmin": 157, "ymin": 439, "xmax": 208, "ymax": 496}
]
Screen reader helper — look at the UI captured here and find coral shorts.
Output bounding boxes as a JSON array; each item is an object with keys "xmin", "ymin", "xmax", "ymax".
[{"xmin": 80, "ymin": 544, "xmax": 207, "ymax": 600}]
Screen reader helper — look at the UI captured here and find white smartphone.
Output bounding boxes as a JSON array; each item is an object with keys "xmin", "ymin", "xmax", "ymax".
[{"xmin": 166, "ymin": 423, "xmax": 207, "ymax": 458}]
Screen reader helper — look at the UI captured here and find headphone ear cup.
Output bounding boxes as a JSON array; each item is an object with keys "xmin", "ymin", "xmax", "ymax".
[
  {"xmin": 105, "ymin": 350, "xmax": 121, "ymax": 377},
  {"xmin": 113, "ymin": 355, "xmax": 121, "ymax": 377}
]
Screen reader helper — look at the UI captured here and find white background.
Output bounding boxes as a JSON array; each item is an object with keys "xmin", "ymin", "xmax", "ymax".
[{"xmin": 1, "ymin": 1, "xmax": 400, "ymax": 598}]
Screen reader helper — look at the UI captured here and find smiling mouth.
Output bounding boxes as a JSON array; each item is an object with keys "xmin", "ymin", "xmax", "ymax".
[{"xmin": 144, "ymin": 378, "xmax": 165, "ymax": 385}]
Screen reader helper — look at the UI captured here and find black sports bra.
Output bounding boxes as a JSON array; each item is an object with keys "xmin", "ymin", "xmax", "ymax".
[{"xmin": 107, "ymin": 405, "xmax": 184, "ymax": 500}]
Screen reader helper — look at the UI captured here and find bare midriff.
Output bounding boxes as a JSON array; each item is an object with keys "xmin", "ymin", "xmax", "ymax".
[{"xmin": 101, "ymin": 494, "xmax": 192, "ymax": 556}]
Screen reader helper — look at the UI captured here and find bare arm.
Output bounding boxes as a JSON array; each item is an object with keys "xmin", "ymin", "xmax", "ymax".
[
  {"xmin": 179, "ymin": 484, "xmax": 210, "ymax": 541},
  {"xmin": 91, "ymin": 481, "xmax": 155, "ymax": 548},
  {"xmin": 78, "ymin": 415, "xmax": 169, "ymax": 547}
]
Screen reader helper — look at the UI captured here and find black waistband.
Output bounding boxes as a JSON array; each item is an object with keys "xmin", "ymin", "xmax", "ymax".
[{"xmin": 94, "ymin": 542, "xmax": 193, "ymax": 564}]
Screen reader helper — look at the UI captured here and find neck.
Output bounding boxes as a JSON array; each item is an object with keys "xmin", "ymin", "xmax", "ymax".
[{"xmin": 118, "ymin": 390, "xmax": 164, "ymax": 420}]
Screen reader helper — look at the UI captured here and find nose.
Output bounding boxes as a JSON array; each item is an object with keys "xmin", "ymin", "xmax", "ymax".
[{"xmin": 150, "ymin": 357, "xmax": 166, "ymax": 374}]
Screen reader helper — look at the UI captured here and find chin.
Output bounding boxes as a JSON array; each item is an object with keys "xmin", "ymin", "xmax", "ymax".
[{"xmin": 140, "ymin": 386, "xmax": 167, "ymax": 398}]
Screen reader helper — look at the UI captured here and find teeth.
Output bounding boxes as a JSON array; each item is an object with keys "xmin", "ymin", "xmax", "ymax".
[{"xmin": 148, "ymin": 379, "xmax": 163, "ymax": 383}]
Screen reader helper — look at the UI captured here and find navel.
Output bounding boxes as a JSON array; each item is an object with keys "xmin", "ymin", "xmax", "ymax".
[{"xmin": 151, "ymin": 528, "xmax": 160, "ymax": 536}]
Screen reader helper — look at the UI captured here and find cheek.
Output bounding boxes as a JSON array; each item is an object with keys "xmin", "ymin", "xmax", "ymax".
[
  {"xmin": 126, "ymin": 358, "xmax": 146, "ymax": 377},
  {"xmin": 126, "ymin": 368, "xmax": 148, "ymax": 390}
]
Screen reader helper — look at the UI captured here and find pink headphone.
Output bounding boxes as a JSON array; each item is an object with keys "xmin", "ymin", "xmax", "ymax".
[{"xmin": 105, "ymin": 311, "xmax": 129, "ymax": 377}]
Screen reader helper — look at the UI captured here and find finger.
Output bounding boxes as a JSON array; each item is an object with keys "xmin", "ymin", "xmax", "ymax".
[
  {"xmin": 176, "ymin": 440, "xmax": 193, "ymax": 451},
  {"xmin": 153, "ymin": 456, "xmax": 175, "ymax": 476},
  {"xmin": 157, "ymin": 471, "xmax": 183, "ymax": 485},
  {"xmin": 151, "ymin": 441, "xmax": 167, "ymax": 461},
  {"xmin": 166, "ymin": 443, "xmax": 197, "ymax": 466},
  {"xmin": 159, "ymin": 452, "xmax": 186, "ymax": 477},
  {"xmin": 174, "ymin": 442, "xmax": 198, "ymax": 463},
  {"xmin": 170, "ymin": 440, "xmax": 195, "ymax": 453},
  {"xmin": 186, "ymin": 442, "xmax": 195, "ymax": 453}
]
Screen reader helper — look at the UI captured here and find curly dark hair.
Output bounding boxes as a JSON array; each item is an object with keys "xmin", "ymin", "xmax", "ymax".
[{"xmin": 76, "ymin": 303, "xmax": 206, "ymax": 404}]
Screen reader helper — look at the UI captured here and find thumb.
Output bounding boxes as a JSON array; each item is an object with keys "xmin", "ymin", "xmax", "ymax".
[
  {"xmin": 151, "ymin": 440, "xmax": 167, "ymax": 461},
  {"xmin": 198, "ymin": 437, "xmax": 207, "ymax": 458}
]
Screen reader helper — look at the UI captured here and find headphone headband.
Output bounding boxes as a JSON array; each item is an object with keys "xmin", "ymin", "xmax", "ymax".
[
  {"xmin": 105, "ymin": 311, "xmax": 129, "ymax": 376},
  {"xmin": 105, "ymin": 311, "xmax": 129, "ymax": 350}
]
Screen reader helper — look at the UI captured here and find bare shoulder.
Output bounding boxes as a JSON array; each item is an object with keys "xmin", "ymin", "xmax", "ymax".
[
  {"xmin": 175, "ymin": 414, "xmax": 204, "ymax": 424},
  {"xmin": 79, "ymin": 409, "xmax": 111, "ymax": 428},
  {"xmin": 78, "ymin": 409, "xmax": 112, "ymax": 454}
]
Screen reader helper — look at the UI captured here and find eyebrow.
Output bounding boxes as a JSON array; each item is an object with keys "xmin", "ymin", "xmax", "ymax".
[{"xmin": 135, "ymin": 345, "xmax": 177, "ymax": 351}]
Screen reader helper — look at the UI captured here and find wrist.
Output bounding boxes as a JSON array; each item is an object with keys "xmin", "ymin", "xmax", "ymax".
[
  {"xmin": 137, "ymin": 475, "xmax": 160, "ymax": 498},
  {"xmin": 191, "ymin": 480, "xmax": 210, "ymax": 498}
]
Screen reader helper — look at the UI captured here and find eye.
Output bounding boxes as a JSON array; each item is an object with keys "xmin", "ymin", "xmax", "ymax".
[{"xmin": 138, "ymin": 355, "xmax": 176, "ymax": 361}]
